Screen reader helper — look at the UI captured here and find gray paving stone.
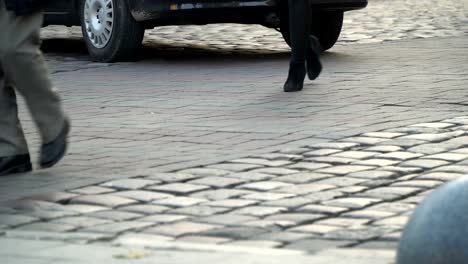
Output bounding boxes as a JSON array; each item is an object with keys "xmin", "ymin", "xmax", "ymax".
[
  {"xmin": 146, "ymin": 221, "xmax": 221, "ymax": 237},
  {"xmin": 433, "ymin": 165, "xmax": 468, "ymax": 174},
  {"xmin": 377, "ymin": 139, "xmax": 427, "ymax": 147},
  {"xmin": 342, "ymin": 137, "xmax": 389, "ymax": 145},
  {"xmin": 316, "ymin": 165, "xmax": 375, "ymax": 175},
  {"xmin": 275, "ymin": 173, "xmax": 332, "ymax": 184},
  {"xmin": 265, "ymin": 213, "xmax": 325, "ymax": 225},
  {"xmin": 380, "ymin": 166, "xmax": 424, "ymax": 174},
  {"xmin": 303, "ymin": 190, "xmax": 344, "ymax": 203},
  {"xmin": 278, "ymin": 147, "xmax": 311, "ymax": 155},
  {"xmin": 207, "ymin": 163, "xmax": 264, "ymax": 172},
  {"xmin": 5, "ymin": 200, "xmax": 67, "ymax": 211},
  {"xmin": 315, "ymin": 218, "xmax": 371, "ymax": 227},
  {"xmin": 113, "ymin": 190, "xmax": 173, "ymax": 202},
  {"xmin": 408, "ymin": 143, "xmax": 454, "ymax": 154},
  {"xmin": 289, "ymin": 224, "xmax": 342, "ymax": 234},
  {"xmin": 148, "ymin": 183, "xmax": 210, "ymax": 195},
  {"xmin": 239, "ymin": 181, "xmax": 293, "ymax": 191},
  {"xmin": 112, "ymin": 233, "xmax": 174, "ymax": 247},
  {"xmin": 231, "ymin": 158, "xmax": 292, "ymax": 167},
  {"xmin": 391, "ymin": 180, "xmax": 443, "ymax": 189},
  {"xmin": 342, "ymin": 210, "xmax": 397, "ymax": 220},
  {"xmin": 373, "ymin": 215, "xmax": 409, "ymax": 227},
  {"xmin": 86, "ymin": 210, "xmax": 143, "ymax": 221},
  {"xmin": 176, "ymin": 235, "xmax": 231, "ymax": 244},
  {"xmin": 361, "ymin": 132, "xmax": 405, "ymax": 139},
  {"xmin": 242, "ymin": 192, "xmax": 296, "ymax": 201},
  {"xmin": 70, "ymin": 186, "xmax": 116, "ymax": 195},
  {"xmin": 410, "ymin": 122, "xmax": 455, "ymax": 129},
  {"xmin": 0, "ymin": 214, "xmax": 39, "ymax": 227},
  {"xmin": 354, "ymin": 241, "xmax": 399, "ymax": 250},
  {"xmin": 23, "ymin": 209, "xmax": 78, "ymax": 220},
  {"xmin": 308, "ymin": 142, "xmax": 360, "ymax": 150},
  {"xmin": 62, "ymin": 204, "xmax": 110, "ymax": 213},
  {"xmin": 314, "ymin": 177, "xmax": 368, "ymax": 187},
  {"xmin": 178, "ymin": 168, "xmax": 232, "ymax": 177},
  {"xmin": 261, "ymin": 197, "xmax": 314, "ymax": 208},
  {"xmin": 364, "ymin": 145, "xmax": 403, "ymax": 153},
  {"xmin": 118, "ymin": 204, "xmax": 170, "ymax": 215},
  {"xmin": 276, "ymin": 183, "xmax": 335, "ymax": 195},
  {"xmin": 81, "ymin": 221, "xmax": 154, "ymax": 233},
  {"xmin": 416, "ymin": 172, "xmax": 465, "ymax": 181},
  {"xmin": 191, "ymin": 189, "xmax": 254, "ymax": 200},
  {"xmin": 254, "ymin": 231, "xmax": 315, "ymax": 242},
  {"xmin": 198, "ymin": 214, "xmax": 258, "ymax": 225},
  {"xmin": 296, "ymin": 204, "xmax": 348, "ymax": 215},
  {"xmin": 69, "ymin": 195, "xmax": 137, "ymax": 208},
  {"xmin": 288, "ymin": 162, "xmax": 331, "ymax": 171},
  {"xmin": 322, "ymin": 198, "xmax": 381, "ymax": 209},
  {"xmin": 250, "ymin": 168, "xmax": 300, "ymax": 176},
  {"xmin": 101, "ymin": 178, "xmax": 160, "ymax": 190},
  {"xmin": 145, "ymin": 173, "xmax": 200, "ymax": 183},
  {"xmin": 348, "ymin": 170, "xmax": 399, "ymax": 180},
  {"xmin": 204, "ymin": 199, "xmax": 259, "ymax": 208},
  {"xmin": 400, "ymin": 133, "xmax": 458, "ymax": 142},
  {"xmin": 323, "ymin": 226, "xmax": 389, "ymax": 240},
  {"xmin": 368, "ymin": 202, "xmax": 416, "ymax": 213},
  {"xmin": 303, "ymin": 149, "xmax": 342, "ymax": 157},
  {"xmin": 399, "ymin": 159, "xmax": 449, "ymax": 169},
  {"xmin": 137, "ymin": 214, "xmax": 189, "ymax": 223},
  {"xmin": 359, "ymin": 187, "xmax": 421, "ymax": 200},
  {"xmin": 336, "ymin": 186, "xmax": 368, "ymax": 194},
  {"xmin": 230, "ymin": 206, "xmax": 287, "ymax": 217},
  {"xmin": 225, "ymin": 171, "xmax": 274, "ymax": 181},
  {"xmin": 49, "ymin": 216, "xmax": 113, "ymax": 228},
  {"xmin": 452, "ymin": 148, "xmax": 468, "ymax": 154},
  {"xmin": 253, "ymin": 153, "xmax": 303, "ymax": 161},
  {"xmin": 5, "ymin": 230, "xmax": 113, "ymax": 243},
  {"xmin": 169, "ymin": 205, "xmax": 231, "ymax": 216},
  {"xmin": 307, "ymin": 156, "xmax": 356, "ymax": 165},
  {"xmin": 353, "ymin": 159, "xmax": 401, "ymax": 167},
  {"xmin": 153, "ymin": 197, "xmax": 207, "ymax": 207},
  {"xmin": 285, "ymin": 239, "xmax": 352, "ymax": 252},
  {"xmin": 200, "ymin": 226, "xmax": 273, "ymax": 239},
  {"xmin": 425, "ymin": 153, "xmax": 468, "ymax": 161},
  {"xmin": 333, "ymin": 151, "xmax": 380, "ymax": 160},
  {"xmin": 188, "ymin": 176, "xmax": 247, "ymax": 188},
  {"xmin": 228, "ymin": 240, "xmax": 283, "ymax": 248},
  {"xmin": 19, "ymin": 222, "xmax": 77, "ymax": 232},
  {"xmin": 376, "ymin": 152, "xmax": 424, "ymax": 160}
]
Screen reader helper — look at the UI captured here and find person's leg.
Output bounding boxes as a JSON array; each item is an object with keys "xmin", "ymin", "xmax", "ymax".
[
  {"xmin": 0, "ymin": 4, "xmax": 69, "ymax": 168},
  {"xmin": 284, "ymin": 0, "xmax": 308, "ymax": 92}
]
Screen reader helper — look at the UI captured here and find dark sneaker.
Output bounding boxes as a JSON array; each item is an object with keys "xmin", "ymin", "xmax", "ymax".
[
  {"xmin": 40, "ymin": 119, "xmax": 70, "ymax": 169},
  {"xmin": 0, "ymin": 154, "xmax": 32, "ymax": 176}
]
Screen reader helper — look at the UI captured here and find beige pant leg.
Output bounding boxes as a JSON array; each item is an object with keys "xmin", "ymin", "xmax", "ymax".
[{"xmin": 0, "ymin": 2, "xmax": 66, "ymax": 148}]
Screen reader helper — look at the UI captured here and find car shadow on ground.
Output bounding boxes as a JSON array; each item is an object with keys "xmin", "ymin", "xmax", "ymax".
[{"xmin": 40, "ymin": 38, "xmax": 294, "ymax": 62}]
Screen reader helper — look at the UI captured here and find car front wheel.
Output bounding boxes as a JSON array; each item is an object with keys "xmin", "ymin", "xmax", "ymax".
[
  {"xmin": 280, "ymin": 9, "xmax": 344, "ymax": 52},
  {"xmin": 80, "ymin": 0, "xmax": 145, "ymax": 62}
]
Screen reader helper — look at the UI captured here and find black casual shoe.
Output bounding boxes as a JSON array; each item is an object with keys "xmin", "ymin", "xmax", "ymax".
[
  {"xmin": 283, "ymin": 62, "xmax": 306, "ymax": 92},
  {"xmin": 0, "ymin": 154, "xmax": 33, "ymax": 176},
  {"xmin": 40, "ymin": 119, "xmax": 70, "ymax": 169},
  {"xmin": 306, "ymin": 35, "xmax": 323, "ymax": 81}
]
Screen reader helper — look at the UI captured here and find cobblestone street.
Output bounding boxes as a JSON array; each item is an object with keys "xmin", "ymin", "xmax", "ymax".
[{"xmin": 0, "ymin": 0, "xmax": 467, "ymax": 263}]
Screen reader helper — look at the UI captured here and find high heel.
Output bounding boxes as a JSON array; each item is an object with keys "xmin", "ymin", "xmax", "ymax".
[
  {"xmin": 283, "ymin": 62, "xmax": 306, "ymax": 92},
  {"xmin": 306, "ymin": 35, "xmax": 322, "ymax": 80}
]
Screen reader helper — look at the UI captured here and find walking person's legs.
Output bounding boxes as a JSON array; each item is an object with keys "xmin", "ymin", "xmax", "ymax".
[
  {"xmin": 0, "ymin": 1, "xmax": 69, "ymax": 174},
  {"xmin": 284, "ymin": 0, "xmax": 322, "ymax": 92}
]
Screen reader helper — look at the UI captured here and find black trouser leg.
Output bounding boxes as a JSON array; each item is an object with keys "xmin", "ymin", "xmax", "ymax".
[{"xmin": 288, "ymin": 0, "xmax": 310, "ymax": 65}]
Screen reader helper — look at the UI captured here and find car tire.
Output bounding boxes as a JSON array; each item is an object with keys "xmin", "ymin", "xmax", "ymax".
[
  {"xmin": 280, "ymin": 9, "xmax": 344, "ymax": 52},
  {"xmin": 80, "ymin": 0, "xmax": 145, "ymax": 62}
]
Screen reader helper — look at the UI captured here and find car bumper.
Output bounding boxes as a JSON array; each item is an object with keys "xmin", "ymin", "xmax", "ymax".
[{"xmin": 129, "ymin": 0, "xmax": 367, "ymax": 22}]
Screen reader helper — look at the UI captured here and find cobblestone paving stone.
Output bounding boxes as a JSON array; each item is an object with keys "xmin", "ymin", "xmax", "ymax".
[{"xmin": 1, "ymin": 117, "xmax": 468, "ymax": 254}]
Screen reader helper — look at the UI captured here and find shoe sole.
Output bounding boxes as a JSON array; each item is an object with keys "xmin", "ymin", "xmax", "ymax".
[{"xmin": 0, "ymin": 163, "xmax": 33, "ymax": 176}]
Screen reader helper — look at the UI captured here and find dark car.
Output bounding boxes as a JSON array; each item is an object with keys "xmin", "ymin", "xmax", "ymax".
[{"xmin": 44, "ymin": 0, "xmax": 367, "ymax": 62}]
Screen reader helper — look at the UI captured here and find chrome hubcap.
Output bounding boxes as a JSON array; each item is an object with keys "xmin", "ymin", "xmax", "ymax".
[{"xmin": 84, "ymin": 0, "xmax": 114, "ymax": 48}]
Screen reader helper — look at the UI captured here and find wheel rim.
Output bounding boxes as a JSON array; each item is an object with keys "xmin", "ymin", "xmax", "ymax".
[{"xmin": 84, "ymin": 0, "xmax": 114, "ymax": 49}]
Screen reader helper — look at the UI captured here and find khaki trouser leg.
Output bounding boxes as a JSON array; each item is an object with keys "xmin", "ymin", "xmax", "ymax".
[{"xmin": 0, "ymin": 2, "xmax": 66, "ymax": 156}]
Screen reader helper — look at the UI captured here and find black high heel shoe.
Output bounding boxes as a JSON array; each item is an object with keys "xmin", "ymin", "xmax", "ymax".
[
  {"xmin": 306, "ymin": 35, "xmax": 322, "ymax": 80},
  {"xmin": 283, "ymin": 62, "xmax": 306, "ymax": 92}
]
